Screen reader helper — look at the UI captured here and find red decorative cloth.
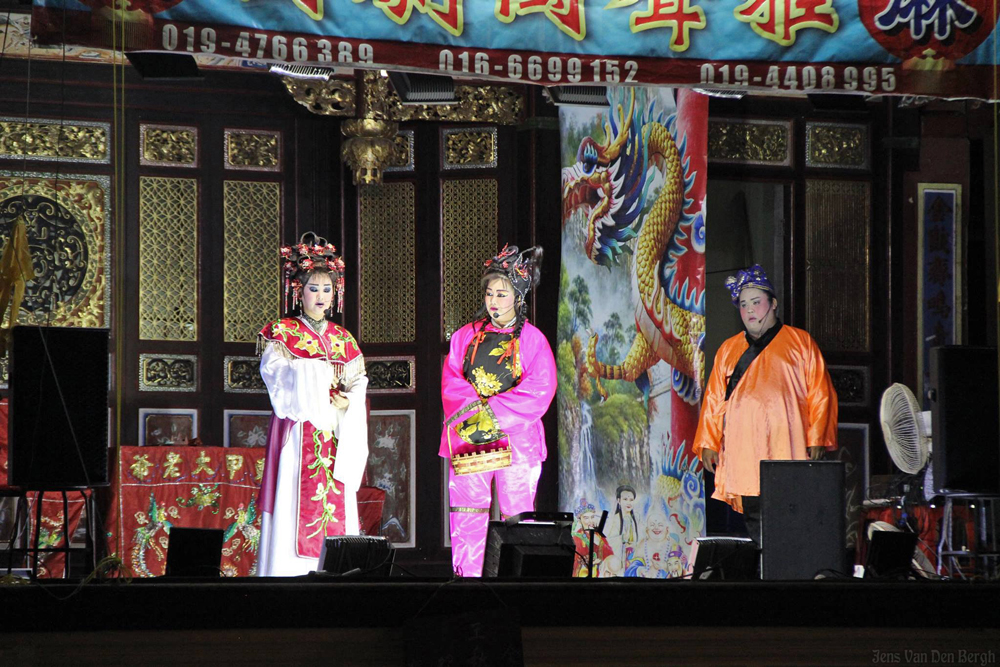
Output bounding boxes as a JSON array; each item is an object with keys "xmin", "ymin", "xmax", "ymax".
[{"xmin": 107, "ymin": 446, "xmax": 266, "ymax": 577}]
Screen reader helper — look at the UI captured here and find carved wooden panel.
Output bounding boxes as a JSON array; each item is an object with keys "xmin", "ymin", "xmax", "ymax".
[
  {"xmin": 441, "ymin": 179, "xmax": 498, "ymax": 340},
  {"xmin": 139, "ymin": 354, "xmax": 198, "ymax": 392},
  {"xmin": 140, "ymin": 123, "xmax": 198, "ymax": 168},
  {"xmin": 139, "ymin": 176, "xmax": 198, "ymax": 341},
  {"xmin": 805, "ymin": 180, "xmax": 871, "ymax": 352},
  {"xmin": 442, "ymin": 127, "xmax": 498, "ymax": 170},
  {"xmin": 0, "ymin": 171, "xmax": 112, "ymax": 329},
  {"xmin": 225, "ymin": 129, "xmax": 281, "ymax": 172},
  {"xmin": 708, "ymin": 118, "xmax": 791, "ymax": 167},
  {"xmin": 358, "ymin": 182, "xmax": 415, "ymax": 343},
  {"xmin": 223, "ymin": 181, "xmax": 281, "ymax": 342},
  {"xmin": 224, "ymin": 355, "xmax": 267, "ymax": 394},
  {"xmin": 367, "ymin": 355, "xmax": 417, "ymax": 394},
  {"xmin": 806, "ymin": 122, "xmax": 869, "ymax": 170},
  {"xmin": 0, "ymin": 117, "xmax": 110, "ymax": 163}
]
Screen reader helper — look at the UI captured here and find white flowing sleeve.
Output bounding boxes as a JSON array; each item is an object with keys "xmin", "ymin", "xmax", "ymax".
[
  {"xmin": 259, "ymin": 342, "xmax": 339, "ymax": 431},
  {"xmin": 332, "ymin": 372, "xmax": 369, "ymax": 493}
]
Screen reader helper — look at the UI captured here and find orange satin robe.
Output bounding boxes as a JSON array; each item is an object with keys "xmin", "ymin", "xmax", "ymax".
[{"xmin": 692, "ymin": 325, "xmax": 838, "ymax": 513}]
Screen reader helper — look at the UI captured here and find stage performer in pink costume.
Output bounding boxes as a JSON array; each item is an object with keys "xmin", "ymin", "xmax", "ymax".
[
  {"xmin": 257, "ymin": 234, "xmax": 368, "ymax": 576},
  {"xmin": 440, "ymin": 245, "xmax": 556, "ymax": 577}
]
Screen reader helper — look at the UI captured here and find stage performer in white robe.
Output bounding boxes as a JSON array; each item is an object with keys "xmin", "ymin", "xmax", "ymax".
[
  {"xmin": 256, "ymin": 234, "xmax": 368, "ymax": 576},
  {"xmin": 440, "ymin": 245, "xmax": 556, "ymax": 577}
]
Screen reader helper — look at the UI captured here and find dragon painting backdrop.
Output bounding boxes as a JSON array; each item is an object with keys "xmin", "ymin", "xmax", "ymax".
[{"xmin": 558, "ymin": 87, "xmax": 707, "ymax": 578}]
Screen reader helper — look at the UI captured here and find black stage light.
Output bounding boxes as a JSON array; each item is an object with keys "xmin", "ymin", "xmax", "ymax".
[{"xmin": 126, "ymin": 52, "xmax": 202, "ymax": 80}]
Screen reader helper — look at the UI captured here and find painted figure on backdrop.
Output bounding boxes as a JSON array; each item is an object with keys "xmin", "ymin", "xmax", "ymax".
[
  {"xmin": 692, "ymin": 264, "xmax": 838, "ymax": 549},
  {"xmin": 624, "ymin": 503, "xmax": 677, "ymax": 579},
  {"xmin": 572, "ymin": 499, "xmax": 614, "ymax": 578},
  {"xmin": 602, "ymin": 484, "xmax": 639, "ymax": 574},
  {"xmin": 256, "ymin": 234, "xmax": 368, "ymax": 576},
  {"xmin": 440, "ymin": 245, "xmax": 557, "ymax": 577}
]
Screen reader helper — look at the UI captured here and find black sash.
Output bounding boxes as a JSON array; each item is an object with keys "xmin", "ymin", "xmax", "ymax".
[{"xmin": 725, "ymin": 320, "xmax": 783, "ymax": 401}]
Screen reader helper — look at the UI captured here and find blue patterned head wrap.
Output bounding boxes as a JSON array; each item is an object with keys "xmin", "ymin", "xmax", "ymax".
[{"xmin": 725, "ymin": 264, "xmax": 775, "ymax": 306}]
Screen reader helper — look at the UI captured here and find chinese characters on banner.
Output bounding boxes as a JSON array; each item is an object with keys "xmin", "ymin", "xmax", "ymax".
[{"xmin": 31, "ymin": 0, "xmax": 1000, "ymax": 97}]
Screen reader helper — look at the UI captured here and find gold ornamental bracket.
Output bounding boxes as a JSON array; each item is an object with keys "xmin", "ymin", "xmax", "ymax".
[
  {"xmin": 281, "ymin": 69, "xmax": 525, "ymax": 184},
  {"xmin": 281, "ymin": 69, "xmax": 525, "ymax": 126},
  {"xmin": 341, "ymin": 117, "xmax": 399, "ymax": 185},
  {"xmin": 280, "ymin": 77, "xmax": 357, "ymax": 116}
]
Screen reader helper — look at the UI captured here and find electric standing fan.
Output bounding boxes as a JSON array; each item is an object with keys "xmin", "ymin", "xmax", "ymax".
[
  {"xmin": 879, "ymin": 383, "xmax": 931, "ymax": 477},
  {"xmin": 879, "ymin": 383, "xmax": 938, "ymax": 502}
]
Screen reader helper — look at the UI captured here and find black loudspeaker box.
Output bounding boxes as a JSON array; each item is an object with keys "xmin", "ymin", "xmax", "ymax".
[
  {"xmin": 9, "ymin": 326, "xmax": 110, "ymax": 488},
  {"xmin": 165, "ymin": 528, "xmax": 224, "ymax": 577},
  {"xmin": 760, "ymin": 460, "xmax": 846, "ymax": 580},
  {"xmin": 929, "ymin": 346, "xmax": 1000, "ymax": 495}
]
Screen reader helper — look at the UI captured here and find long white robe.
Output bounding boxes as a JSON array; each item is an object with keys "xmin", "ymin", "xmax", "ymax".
[{"xmin": 257, "ymin": 340, "xmax": 368, "ymax": 576}]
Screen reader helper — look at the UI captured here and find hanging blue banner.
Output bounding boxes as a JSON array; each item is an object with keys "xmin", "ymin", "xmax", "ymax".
[{"xmin": 31, "ymin": 0, "xmax": 1000, "ymax": 98}]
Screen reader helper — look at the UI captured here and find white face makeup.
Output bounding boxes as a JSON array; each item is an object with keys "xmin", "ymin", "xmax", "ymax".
[
  {"xmin": 484, "ymin": 277, "xmax": 516, "ymax": 327},
  {"xmin": 301, "ymin": 272, "xmax": 334, "ymax": 321},
  {"xmin": 620, "ymin": 491, "xmax": 635, "ymax": 513},
  {"xmin": 738, "ymin": 287, "xmax": 777, "ymax": 340}
]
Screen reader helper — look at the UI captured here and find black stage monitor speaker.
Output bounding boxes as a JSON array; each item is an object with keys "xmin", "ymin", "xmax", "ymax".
[
  {"xmin": 691, "ymin": 536, "xmax": 757, "ymax": 580},
  {"xmin": 9, "ymin": 326, "xmax": 110, "ymax": 488},
  {"xmin": 318, "ymin": 535, "xmax": 393, "ymax": 575},
  {"xmin": 165, "ymin": 528, "xmax": 224, "ymax": 577},
  {"xmin": 760, "ymin": 460, "xmax": 846, "ymax": 580},
  {"xmin": 929, "ymin": 346, "xmax": 1000, "ymax": 495},
  {"xmin": 865, "ymin": 531, "xmax": 918, "ymax": 579},
  {"xmin": 483, "ymin": 512, "xmax": 575, "ymax": 578}
]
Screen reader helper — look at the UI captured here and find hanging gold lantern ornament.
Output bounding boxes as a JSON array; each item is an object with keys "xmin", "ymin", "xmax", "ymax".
[{"xmin": 340, "ymin": 117, "xmax": 398, "ymax": 186}]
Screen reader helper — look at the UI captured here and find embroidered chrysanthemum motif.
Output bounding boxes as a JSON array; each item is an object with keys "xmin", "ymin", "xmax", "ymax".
[{"xmin": 472, "ymin": 367, "xmax": 503, "ymax": 397}]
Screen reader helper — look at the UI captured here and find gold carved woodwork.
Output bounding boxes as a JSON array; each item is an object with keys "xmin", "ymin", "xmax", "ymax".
[
  {"xmin": 140, "ymin": 124, "xmax": 198, "ymax": 167},
  {"xmin": 225, "ymin": 129, "xmax": 281, "ymax": 171},
  {"xmin": 359, "ymin": 182, "xmax": 415, "ymax": 343},
  {"xmin": 385, "ymin": 131, "xmax": 415, "ymax": 172},
  {"xmin": 360, "ymin": 71, "xmax": 523, "ymax": 125},
  {"xmin": 805, "ymin": 179, "xmax": 871, "ymax": 352},
  {"xmin": 806, "ymin": 122, "xmax": 869, "ymax": 170},
  {"xmin": 223, "ymin": 181, "xmax": 281, "ymax": 342},
  {"xmin": 708, "ymin": 119, "xmax": 791, "ymax": 166},
  {"xmin": 0, "ymin": 172, "xmax": 111, "ymax": 330},
  {"xmin": 442, "ymin": 179, "xmax": 499, "ymax": 340},
  {"xmin": 280, "ymin": 77, "xmax": 356, "ymax": 116},
  {"xmin": 366, "ymin": 355, "xmax": 417, "ymax": 394},
  {"xmin": 342, "ymin": 118, "xmax": 399, "ymax": 185},
  {"xmin": 139, "ymin": 176, "xmax": 198, "ymax": 341},
  {"xmin": 224, "ymin": 355, "xmax": 267, "ymax": 393},
  {"xmin": 443, "ymin": 128, "xmax": 498, "ymax": 169},
  {"xmin": 0, "ymin": 118, "xmax": 109, "ymax": 163},
  {"xmin": 139, "ymin": 354, "xmax": 198, "ymax": 392}
]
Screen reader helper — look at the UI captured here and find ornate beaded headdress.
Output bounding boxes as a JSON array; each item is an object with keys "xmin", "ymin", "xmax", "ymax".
[
  {"xmin": 280, "ymin": 232, "xmax": 345, "ymax": 314},
  {"xmin": 482, "ymin": 244, "xmax": 543, "ymax": 302},
  {"xmin": 574, "ymin": 498, "xmax": 597, "ymax": 516},
  {"xmin": 724, "ymin": 263, "xmax": 775, "ymax": 306}
]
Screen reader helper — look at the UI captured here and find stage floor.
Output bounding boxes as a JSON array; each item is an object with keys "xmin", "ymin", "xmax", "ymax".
[{"xmin": 2, "ymin": 578, "xmax": 998, "ymax": 666}]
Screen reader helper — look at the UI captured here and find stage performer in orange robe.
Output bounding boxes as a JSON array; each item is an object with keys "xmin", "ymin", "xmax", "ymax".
[
  {"xmin": 257, "ymin": 234, "xmax": 368, "ymax": 576},
  {"xmin": 692, "ymin": 264, "xmax": 837, "ymax": 547},
  {"xmin": 440, "ymin": 245, "xmax": 556, "ymax": 577}
]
